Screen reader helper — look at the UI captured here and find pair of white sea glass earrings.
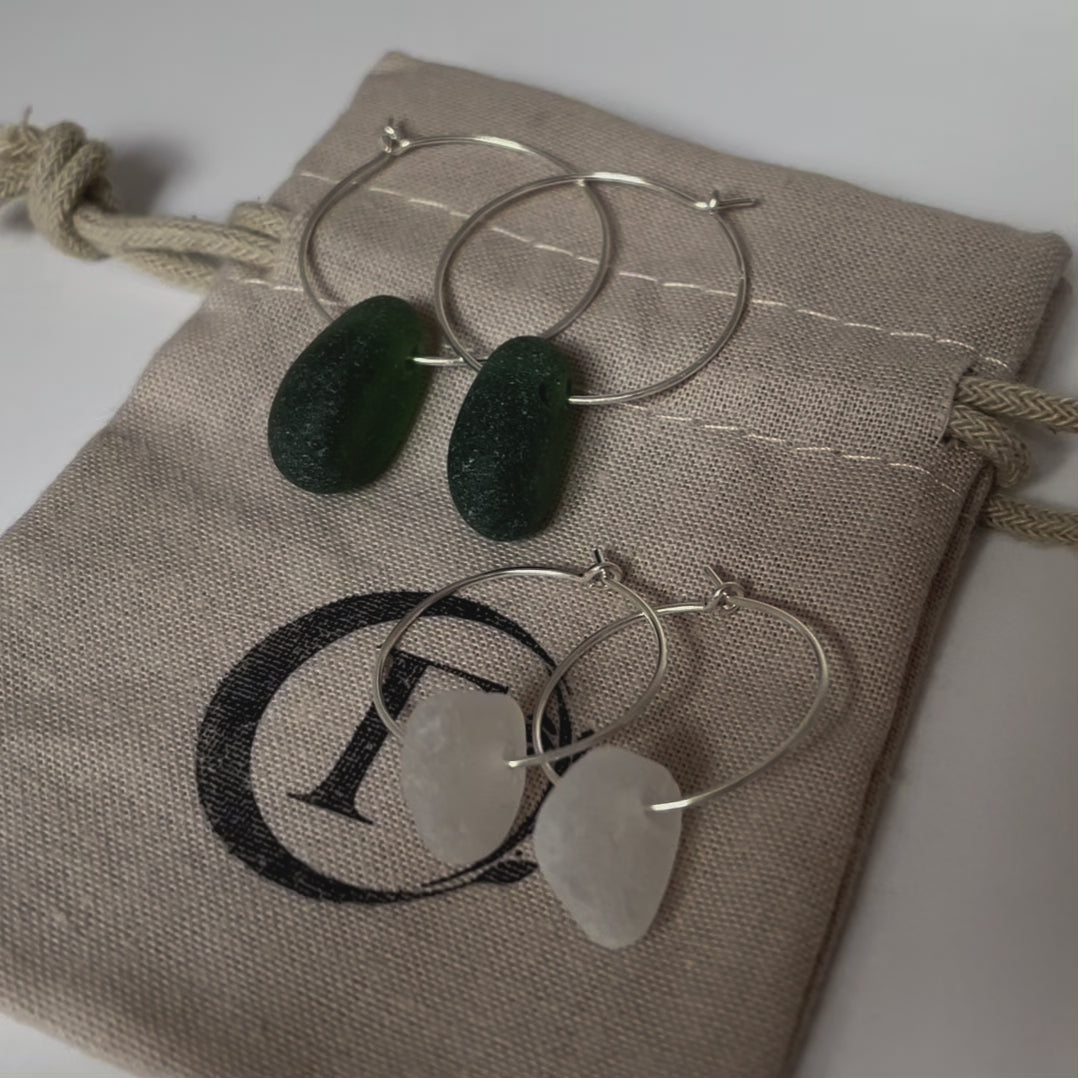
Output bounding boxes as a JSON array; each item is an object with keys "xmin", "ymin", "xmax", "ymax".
[{"xmin": 371, "ymin": 550, "xmax": 829, "ymax": 949}]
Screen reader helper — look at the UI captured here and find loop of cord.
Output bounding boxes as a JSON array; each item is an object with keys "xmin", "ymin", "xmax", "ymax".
[
  {"xmin": 948, "ymin": 403, "xmax": 1031, "ymax": 490},
  {"xmin": 2, "ymin": 117, "xmax": 1076, "ymax": 546},
  {"xmin": 947, "ymin": 384, "xmax": 1078, "ymax": 547}
]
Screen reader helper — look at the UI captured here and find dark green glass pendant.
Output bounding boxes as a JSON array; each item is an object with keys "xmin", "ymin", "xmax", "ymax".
[
  {"xmin": 268, "ymin": 295, "xmax": 427, "ymax": 493},
  {"xmin": 447, "ymin": 336, "xmax": 574, "ymax": 541}
]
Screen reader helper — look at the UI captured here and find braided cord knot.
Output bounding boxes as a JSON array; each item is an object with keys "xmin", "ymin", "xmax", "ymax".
[
  {"xmin": 1, "ymin": 116, "xmax": 287, "ymax": 288},
  {"xmin": 0, "ymin": 120, "xmax": 116, "ymax": 259}
]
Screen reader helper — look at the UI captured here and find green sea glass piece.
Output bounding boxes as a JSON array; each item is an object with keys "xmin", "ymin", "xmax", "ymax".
[
  {"xmin": 447, "ymin": 336, "xmax": 574, "ymax": 541},
  {"xmin": 267, "ymin": 295, "xmax": 427, "ymax": 493}
]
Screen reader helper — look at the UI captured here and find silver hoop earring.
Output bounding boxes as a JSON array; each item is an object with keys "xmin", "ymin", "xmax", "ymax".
[
  {"xmin": 267, "ymin": 120, "xmax": 613, "ymax": 496},
  {"xmin": 370, "ymin": 550, "xmax": 669, "ymax": 867},
  {"xmin": 442, "ymin": 172, "xmax": 755, "ymax": 541},
  {"xmin": 267, "ymin": 122, "xmax": 757, "ymax": 542},
  {"xmin": 531, "ymin": 567, "xmax": 829, "ymax": 949}
]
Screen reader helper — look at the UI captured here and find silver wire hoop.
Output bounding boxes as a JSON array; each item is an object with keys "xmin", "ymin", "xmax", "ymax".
[
  {"xmin": 435, "ymin": 172, "xmax": 755, "ymax": 405},
  {"xmin": 531, "ymin": 568, "xmax": 830, "ymax": 802},
  {"xmin": 371, "ymin": 551, "xmax": 669, "ymax": 772},
  {"xmin": 297, "ymin": 121, "xmax": 614, "ymax": 366}
]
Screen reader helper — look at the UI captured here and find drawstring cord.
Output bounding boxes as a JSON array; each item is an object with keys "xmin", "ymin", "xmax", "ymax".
[
  {"xmin": 0, "ymin": 115, "xmax": 286, "ymax": 288},
  {"xmin": 949, "ymin": 379, "xmax": 1078, "ymax": 545}
]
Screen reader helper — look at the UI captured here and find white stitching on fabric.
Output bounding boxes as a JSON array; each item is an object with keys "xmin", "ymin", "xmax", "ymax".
[
  {"xmin": 292, "ymin": 168, "xmax": 1009, "ymax": 372},
  {"xmin": 488, "ymin": 225, "xmax": 534, "ymax": 243},
  {"xmin": 366, "ymin": 186, "xmax": 469, "ymax": 219},
  {"xmin": 647, "ymin": 412, "xmax": 963, "ymax": 496},
  {"xmin": 616, "ymin": 403, "xmax": 960, "ymax": 494},
  {"xmin": 533, "ymin": 243, "xmax": 577, "ymax": 257},
  {"xmin": 238, "ymin": 278, "xmax": 342, "ymax": 302}
]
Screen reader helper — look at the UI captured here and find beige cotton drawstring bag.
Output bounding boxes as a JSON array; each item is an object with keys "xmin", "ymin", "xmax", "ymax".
[{"xmin": 0, "ymin": 51, "xmax": 1074, "ymax": 1078}]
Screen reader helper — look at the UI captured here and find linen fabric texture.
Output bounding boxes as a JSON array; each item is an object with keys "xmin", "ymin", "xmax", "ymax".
[{"xmin": 0, "ymin": 52, "xmax": 1069, "ymax": 1078}]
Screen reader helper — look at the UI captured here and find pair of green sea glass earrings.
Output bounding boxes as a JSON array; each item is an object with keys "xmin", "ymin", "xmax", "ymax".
[{"xmin": 267, "ymin": 121, "xmax": 755, "ymax": 541}]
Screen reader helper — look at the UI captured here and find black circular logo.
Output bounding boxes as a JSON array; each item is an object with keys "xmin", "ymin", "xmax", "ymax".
[{"xmin": 196, "ymin": 591, "xmax": 571, "ymax": 903}]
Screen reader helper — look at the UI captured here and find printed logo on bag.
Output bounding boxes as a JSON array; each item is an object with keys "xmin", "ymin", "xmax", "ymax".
[{"xmin": 196, "ymin": 591, "xmax": 571, "ymax": 902}]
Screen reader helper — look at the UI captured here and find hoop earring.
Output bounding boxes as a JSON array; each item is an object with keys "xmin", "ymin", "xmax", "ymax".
[
  {"xmin": 530, "ymin": 568, "xmax": 829, "ymax": 949},
  {"xmin": 266, "ymin": 120, "xmax": 613, "ymax": 494},
  {"xmin": 440, "ymin": 174, "xmax": 755, "ymax": 541},
  {"xmin": 369, "ymin": 550, "xmax": 669, "ymax": 867}
]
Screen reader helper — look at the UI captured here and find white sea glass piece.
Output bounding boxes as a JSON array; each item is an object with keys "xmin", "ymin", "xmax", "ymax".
[
  {"xmin": 534, "ymin": 745, "xmax": 682, "ymax": 949},
  {"xmin": 400, "ymin": 690, "xmax": 527, "ymax": 866}
]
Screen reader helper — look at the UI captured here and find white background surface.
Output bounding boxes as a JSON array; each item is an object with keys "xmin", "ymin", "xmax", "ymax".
[{"xmin": 0, "ymin": 2, "xmax": 1074, "ymax": 1076}]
